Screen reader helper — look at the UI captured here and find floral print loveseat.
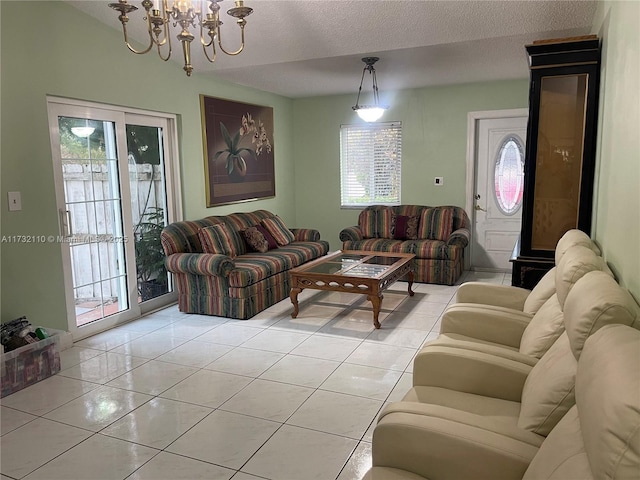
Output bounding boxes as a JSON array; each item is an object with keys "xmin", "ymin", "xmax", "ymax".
[
  {"xmin": 161, "ymin": 210, "xmax": 329, "ymax": 319},
  {"xmin": 339, "ymin": 205, "xmax": 470, "ymax": 285}
]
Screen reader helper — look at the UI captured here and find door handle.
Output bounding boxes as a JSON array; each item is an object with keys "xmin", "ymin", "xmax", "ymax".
[
  {"xmin": 475, "ymin": 204, "xmax": 486, "ymax": 212},
  {"xmin": 59, "ymin": 209, "xmax": 73, "ymax": 237}
]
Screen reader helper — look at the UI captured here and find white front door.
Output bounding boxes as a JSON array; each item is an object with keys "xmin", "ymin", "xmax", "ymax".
[{"xmin": 471, "ymin": 115, "xmax": 528, "ymax": 271}]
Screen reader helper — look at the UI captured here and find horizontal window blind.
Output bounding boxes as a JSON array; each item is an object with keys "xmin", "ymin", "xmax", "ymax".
[{"xmin": 340, "ymin": 122, "xmax": 402, "ymax": 207}]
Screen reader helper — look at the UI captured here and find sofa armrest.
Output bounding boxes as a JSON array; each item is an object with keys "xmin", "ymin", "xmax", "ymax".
[
  {"xmin": 456, "ymin": 282, "xmax": 531, "ymax": 311},
  {"xmin": 372, "ymin": 411, "xmax": 537, "ymax": 480},
  {"xmin": 339, "ymin": 225, "xmax": 364, "ymax": 242},
  {"xmin": 412, "ymin": 346, "xmax": 532, "ymax": 402},
  {"xmin": 165, "ymin": 253, "xmax": 235, "ymax": 277},
  {"xmin": 290, "ymin": 228, "xmax": 321, "ymax": 242},
  {"xmin": 446, "ymin": 227, "xmax": 470, "ymax": 248},
  {"xmin": 440, "ymin": 304, "xmax": 532, "ymax": 348}
]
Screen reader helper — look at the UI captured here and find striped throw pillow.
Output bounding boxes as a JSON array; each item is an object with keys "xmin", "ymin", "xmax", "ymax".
[
  {"xmin": 418, "ymin": 207, "xmax": 454, "ymax": 241},
  {"xmin": 358, "ymin": 209, "xmax": 377, "ymax": 238},
  {"xmin": 261, "ymin": 216, "xmax": 295, "ymax": 246},
  {"xmin": 198, "ymin": 223, "xmax": 242, "ymax": 257},
  {"xmin": 377, "ymin": 207, "xmax": 395, "ymax": 238}
]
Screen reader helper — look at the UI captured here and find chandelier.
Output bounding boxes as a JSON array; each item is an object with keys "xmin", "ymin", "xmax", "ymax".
[
  {"xmin": 108, "ymin": 0, "xmax": 254, "ymax": 77},
  {"xmin": 352, "ymin": 57, "xmax": 389, "ymax": 122}
]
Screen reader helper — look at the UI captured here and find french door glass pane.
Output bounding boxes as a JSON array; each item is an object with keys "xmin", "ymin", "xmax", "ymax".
[
  {"xmin": 126, "ymin": 124, "xmax": 171, "ymax": 303},
  {"xmin": 58, "ymin": 116, "xmax": 129, "ymax": 327}
]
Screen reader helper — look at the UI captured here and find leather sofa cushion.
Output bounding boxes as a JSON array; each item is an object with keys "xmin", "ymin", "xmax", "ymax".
[
  {"xmin": 519, "ymin": 294, "xmax": 565, "ymax": 358},
  {"xmin": 555, "ymin": 245, "xmax": 606, "ymax": 308},
  {"xmin": 563, "ymin": 271, "xmax": 639, "ymax": 359},
  {"xmin": 522, "ymin": 267, "xmax": 557, "ymax": 315},
  {"xmin": 518, "ymin": 333, "xmax": 577, "ymax": 436}
]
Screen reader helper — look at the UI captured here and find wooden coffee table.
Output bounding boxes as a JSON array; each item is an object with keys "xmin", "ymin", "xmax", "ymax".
[{"xmin": 289, "ymin": 250, "xmax": 415, "ymax": 329}]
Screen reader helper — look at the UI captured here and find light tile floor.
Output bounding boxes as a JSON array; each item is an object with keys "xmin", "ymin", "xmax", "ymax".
[{"xmin": 1, "ymin": 271, "xmax": 509, "ymax": 480}]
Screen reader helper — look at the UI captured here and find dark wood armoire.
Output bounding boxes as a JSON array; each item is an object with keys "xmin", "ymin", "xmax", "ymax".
[{"xmin": 511, "ymin": 36, "xmax": 601, "ymax": 289}]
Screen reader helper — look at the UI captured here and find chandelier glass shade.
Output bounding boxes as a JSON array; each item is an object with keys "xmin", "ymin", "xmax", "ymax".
[
  {"xmin": 352, "ymin": 57, "xmax": 389, "ymax": 122},
  {"xmin": 108, "ymin": 0, "xmax": 254, "ymax": 77}
]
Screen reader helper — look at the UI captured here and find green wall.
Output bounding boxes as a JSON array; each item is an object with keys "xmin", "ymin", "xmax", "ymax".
[
  {"xmin": 0, "ymin": 1, "xmax": 295, "ymax": 330},
  {"xmin": 591, "ymin": 0, "xmax": 640, "ymax": 301},
  {"xmin": 9, "ymin": 1, "xmax": 630, "ymax": 333},
  {"xmin": 292, "ymin": 81, "xmax": 529, "ymax": 250}
]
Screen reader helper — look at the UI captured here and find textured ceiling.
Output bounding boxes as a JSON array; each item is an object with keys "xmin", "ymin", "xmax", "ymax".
[{"xmin": 69, "ymin": 0, "xmax": 598, "ymax": 97}]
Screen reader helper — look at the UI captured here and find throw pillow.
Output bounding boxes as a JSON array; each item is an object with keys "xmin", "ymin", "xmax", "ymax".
[
  {"xmin": 393, "ymin": 215, "xmax": 419, "ymax": 240},
  {"xmin": 417, "ymin": 207, "xmax": 454, "ymax": 241},
  {"xmin": 242, "ymin": 226, "xmax": 269, "ymax": 253},
  {"xmin": 261, "ymin": 216, "xmax": 295, "ymax": 246},
  {"xmin": 255, "ymin": 224, "xmax": 278, "ymax": 250},
  {"xmin": 377, "ymin": 207, "xmax": 395, "ymax": 238},
  {"xmin": 198, "ymin": 223, "xmax": 241, "ymax": 257},
  {"xmin": 358, "ymin": 209, "xmax": 377, "ymax": 238}
]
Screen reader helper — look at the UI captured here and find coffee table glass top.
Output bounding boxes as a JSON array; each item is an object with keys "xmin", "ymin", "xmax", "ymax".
[{"xmin": 301, "ymin": 253, "xmax": 406, "ymax": 277}]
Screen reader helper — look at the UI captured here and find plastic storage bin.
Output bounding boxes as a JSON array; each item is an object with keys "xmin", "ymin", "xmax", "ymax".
[{"xmin": 1, "ymin": 330, "xmax": 62, "ymax": 398}]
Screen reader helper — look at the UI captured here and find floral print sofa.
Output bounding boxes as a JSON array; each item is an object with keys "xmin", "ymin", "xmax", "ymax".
[
  {"xmin": 339, "ymin": 205, "xmax": 470, "ymax": 285},
  {"xmin": 161, "ymin": 210, "xmax": 329, "ymax": 319}
]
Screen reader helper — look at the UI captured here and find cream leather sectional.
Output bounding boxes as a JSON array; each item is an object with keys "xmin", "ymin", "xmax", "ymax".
[{"xmin": 364, "ymin": 230, "xmax": 640, "ymax": 480}]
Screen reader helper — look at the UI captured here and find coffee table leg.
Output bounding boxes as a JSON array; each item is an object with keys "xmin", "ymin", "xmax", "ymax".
[
  {"xmin": 290, "ymin": 288, "xmax": 302, "ymax": 318},
  {"xmin": 368, "ymin": 294, "xmax": 383, "ymax": 329},
  {"xmin": 407, "ymin": 271, "xmax": 415, "ymax": 296}
]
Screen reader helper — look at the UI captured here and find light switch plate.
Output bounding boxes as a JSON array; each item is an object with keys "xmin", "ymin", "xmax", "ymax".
[
  {"xmin": 8, "ymin": 191, "xmax": 22, "ymax": 211},
  {"xmin": 434, "ymin": 177, "xmax": 444, "ymax": 186}
]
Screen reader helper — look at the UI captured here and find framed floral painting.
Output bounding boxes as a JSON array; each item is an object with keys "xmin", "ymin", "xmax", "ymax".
[{"xmin": 200, "ymin": 95, "xmax": 275, "ymax": 206}]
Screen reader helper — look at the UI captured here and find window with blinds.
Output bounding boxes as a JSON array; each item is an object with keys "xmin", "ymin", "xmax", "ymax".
[{"xmin": 340, "ymin": 122, "xmax": 402, "ymax": 207}]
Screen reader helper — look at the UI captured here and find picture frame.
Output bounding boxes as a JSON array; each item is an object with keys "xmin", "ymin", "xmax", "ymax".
[{"xmin": 200, "ymin": 95, "xmax": 275, "ymax": 206}]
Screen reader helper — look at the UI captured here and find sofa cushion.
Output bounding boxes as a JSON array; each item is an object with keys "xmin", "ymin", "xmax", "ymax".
[
  {"xmin": 229, "ymin": 242, "xmax": 329, "ymax": 287},
  {"xmin": 563, "ymin": 271, "xmax": 640, "ymax": 360},
  {"xmin": 198, "ymin": 223, "xmax": 242, "ymax": 258},
  {"xmin": 393, "ymin": 215, "xmax": 419, "ymax": 240},
  {"xmin": 261, "ymin": 216, "xmax": 295, "ymax": 246},
  {"xmin": 523, "ymin": 267, "xmax": 557, "ymax": 315},
  {"xmin": 519, "ymin": 294, "xmax": 565, "ymax": 358},
  {"xmin": 418, "ymin": 207, "xmax": 454, "ymax": 241},
  {"xmin": 359, "ymin": 209, "xmax": 378, "ymax": 238},
  {"xmin": 343, "ymin": 238, "xmax": 415, "ymax": 254},
  {"xmin": 518, "ymin": 333, "xmax": 577, "ymax": 436},
  {"xmin": 412, "ymin": 240, "xmax": 448, "ymax": 259},
  {"xmin": 242, "ymin": 226, "xmax": 269, "ymax": 253},
  {"xmin": 574, "ymin": 325, "xmax": 640, "ymax": 480},
  {"xmin": 256, "ymin": 224, "xmax": 278, "ymax": 249},
  {"xmin": 378, "ymin": 207, "xmax": 396, "ymax": 238}
]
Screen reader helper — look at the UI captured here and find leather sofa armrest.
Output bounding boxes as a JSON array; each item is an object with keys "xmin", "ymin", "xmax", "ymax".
[
  {"xmin": 412, "ymin": 346, "xmax": 532, "ymax": 402},
  {"xmin": 290, "ymin": 228, "xmax": 320, "ymax": 242},
  {"xmin": 441, "ymin": 304, "xmax": 532, "ymax": 348},
  {"xmin": 446, "ymin": 227, "xmax": 470, "ymax": 248},
  {"xmin": 339, "ymin": 225, "xmax": 364, "ymax": 242},
  {"xmin": 372, "ymin": 411, "xmax": 537, "ymax": 480},
  {"xmin": 455, "ymin": 282, "xmax": 531, "ymax": 310},
  {"xmin": 379, "ymin": 402, "xmax": 545, "ymax": 447},
  {"xmin": 165, "ymin": 253, "xmax": 235, "ymax": 277}
]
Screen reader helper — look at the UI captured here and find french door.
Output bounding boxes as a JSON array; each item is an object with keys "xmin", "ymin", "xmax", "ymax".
[{"xmin": 47, "ymin": 98, "xmax": 180, "ymax": 339}]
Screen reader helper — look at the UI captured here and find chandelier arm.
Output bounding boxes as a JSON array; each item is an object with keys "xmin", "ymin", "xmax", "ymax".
[
  {"xmin": 371, "ymin": 69, "xmax": 380, "ymax": 106},
  {"xmin": 120, "ymin": 13, "xmax": 155, "ymax": 55},
  {"xmin": 202, "ymin": 39, "xmax": 218, "ymax": 63},
  {"xmin": 353, "ymin": 67, "xmax": 368, "ymax": 108},
  {"xmin": 216, "ymin": 24, "xmax": 246, "ymax": 56}
]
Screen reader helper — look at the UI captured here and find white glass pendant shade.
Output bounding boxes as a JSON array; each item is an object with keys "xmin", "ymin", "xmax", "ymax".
[{"xmin": 355, "ymin": 107, "xmax": 385, "ymax": 122}]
